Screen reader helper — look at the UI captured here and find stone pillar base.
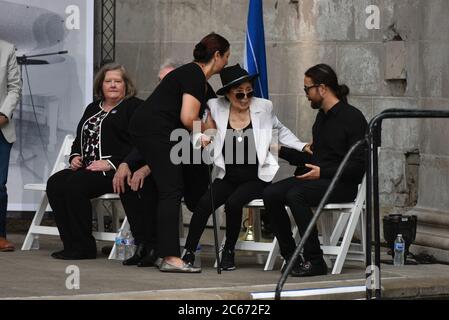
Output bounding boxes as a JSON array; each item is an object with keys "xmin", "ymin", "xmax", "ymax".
[{"xmin": 407, "ymin": 206, "xmax": 449, "ymax": 263}]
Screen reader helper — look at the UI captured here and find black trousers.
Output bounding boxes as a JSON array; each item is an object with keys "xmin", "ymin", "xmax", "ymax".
[
  {"xmin": 184, "ymin": 177, "xmax": 269, "ymax": 252},
  {"xmin": 133, "ymin": 135, "xmax": 184, "ymax": 258},
  {"xmin": 46, "ymin": 169, "xmax": 114, "ymax": 254},
  {"xmin": 262, "ymin": 177, "xmax": 357, "ymax": 262},
  {"xmin": 183, "ymin": 163, "xmax": 210, "ymax": 212},
  {"xmin": 119, "ymin": 175, "xmax": 158, "ymax": 249}
]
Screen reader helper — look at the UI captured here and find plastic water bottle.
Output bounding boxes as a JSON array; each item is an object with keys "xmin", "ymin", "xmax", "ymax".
[
  {"xmin": 394, "ymin": 234, "xmax": 405, "ymax": 266},
  {"xmin": 115, "ymin": 230, "xmax": 125, "ymax": 261},
  {"xmin": 195, "ymin": 245, "xmax": 202, "ymax": 268},
  {"xmin": 124, "ymin": 231, "xmax": 135, "ymax": 260}
]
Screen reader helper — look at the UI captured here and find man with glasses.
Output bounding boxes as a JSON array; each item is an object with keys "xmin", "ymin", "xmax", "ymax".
[{"xmin": 263, "ymin": 64, "xmax": 367, "ymax": 277}]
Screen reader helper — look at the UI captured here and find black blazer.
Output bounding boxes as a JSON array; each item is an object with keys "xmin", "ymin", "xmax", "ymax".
[{"xmin": 69, "ymin": 97, "xmax": 143, "ymax": 172}]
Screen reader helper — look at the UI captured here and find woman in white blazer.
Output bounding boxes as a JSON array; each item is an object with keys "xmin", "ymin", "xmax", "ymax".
[{"xmin": 182, "ymin": 64, "xmax": 309, "ymax": 271}]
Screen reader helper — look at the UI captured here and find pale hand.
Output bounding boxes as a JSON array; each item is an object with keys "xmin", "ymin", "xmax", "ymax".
[
  {"xmin": 0, "ymin": 115, "xmax": 8, "ymax": 128},
  {"xmin": 303, "ymin": 143, "xmax": 313, "ymax": 155},
  {"xmin": 269, "ymin": 144, "xmax": 281, "ymax": 154},
  {"xmin": 296, "ymin": 164, "xmax": 320, "ymax": 180},
  {"xmin": 200, "ymin": 134, "xmax": 212, "ymax": 148},
  {"xmin": 70, "ymin": 156, "xmax": 83, "ymax": 171},
  {"xmin": 129, "ymin": 165, "xmax": 151, "ymax": 191},
  {"xmin": 86, "ymin": 160, "xmax": 112, "ymax": 172},
  {"xmin": 113, "ymin": 163, "xmax": 131, "ymax": 194}
]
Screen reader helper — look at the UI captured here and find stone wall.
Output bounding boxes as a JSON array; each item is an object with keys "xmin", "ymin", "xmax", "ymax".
[{"xmin": 108, "ymin": 0, "xmax": 449, "ymax": 258}]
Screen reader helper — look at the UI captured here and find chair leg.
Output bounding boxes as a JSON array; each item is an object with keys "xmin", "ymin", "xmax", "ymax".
[
  {"xmin": 319, "ymin": 211, "xmax": 334, "ymax": 246},
  {"xmin": 264, "ymin": 237, "xmax": 279, "ymax": 271},
  {"xmin": 21, "ymin": 194, "xmax": 49, "ymax": 250},
  {"xmin": 331, "ymin": 204, "xmax": 364, "ymax": 274}
]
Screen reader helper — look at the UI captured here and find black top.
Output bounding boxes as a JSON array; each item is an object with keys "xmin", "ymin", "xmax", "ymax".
[
  {"xmin": 69, "ymin": 96, "xmax": 143, "ymax": 173},
  {"xmin": 280, "ymin": 101, "xmax": 367, "ymax": 184},
  {"xmin": 222, "ymin": 121, "xmax": 258, "ymax": 183},
  {"xmin": 129, "ymin": 63, "xmax": 210, "ymax": 141},
  {"xmin": 123, "ymin": 75, "xmax": 217, "ymax": 170}
]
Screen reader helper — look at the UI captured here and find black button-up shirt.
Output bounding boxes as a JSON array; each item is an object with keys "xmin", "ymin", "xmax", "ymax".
[{"xmin": 280, "ymin": 101, "xmax": 367, "ymax": 184}]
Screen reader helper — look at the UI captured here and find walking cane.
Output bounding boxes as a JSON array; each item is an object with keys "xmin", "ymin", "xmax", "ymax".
[{"xmin": 205, "ymin": 137, "xmax": 221, "ymax": 274}]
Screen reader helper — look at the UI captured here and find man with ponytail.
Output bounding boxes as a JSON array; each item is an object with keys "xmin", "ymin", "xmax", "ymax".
[{"xmin": 263, "ymin": 64, "xmax": 367, "ymax": 277}]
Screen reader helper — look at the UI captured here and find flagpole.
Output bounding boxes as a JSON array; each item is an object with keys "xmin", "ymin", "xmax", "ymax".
[{"xmin": 244, "ymin": 0, "xmax": 269, "ymax": 99}]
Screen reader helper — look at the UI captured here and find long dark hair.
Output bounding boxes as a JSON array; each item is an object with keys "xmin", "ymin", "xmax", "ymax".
[
  {"xmin": 193, "ymin": 32, "xmax": 230, "ymax": 63},
  {"xmin": 305, "ymin": 64, "xmax": 350, "ymax": 103}
]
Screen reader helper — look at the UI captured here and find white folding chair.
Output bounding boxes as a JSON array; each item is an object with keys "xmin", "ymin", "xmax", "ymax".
[
  {"xmin": 21, "ymin": 134, "xmax": 124, "ymax": 251},
  {"xmin": 265, "ymin": 176, "xmax": 367, "ymax": 274},
  {"xmin": 212, "ymin": 200, "xmax": 279, "ymax": 271},
  {"xmin": 220, "ymin": 175, "xmax": 366, "ymax": 274}
]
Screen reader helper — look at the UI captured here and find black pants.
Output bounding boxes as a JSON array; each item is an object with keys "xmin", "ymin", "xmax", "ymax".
[
  {"xmin": 119, "ymin": 175, "xmax": 158, "ymax": 249},
  {"xmin": 183, "ymin": 163, "xmax": 210, "ymax": 212},
  {"xmin": 133, "ymin": 136, "xmax": 184, "ymax": 258},
  {"xmin": 184, "ymin": 177, "xmax": 269, "ymax": 252},
  {"xmin": 46, "ymin": 169, "xmax": 114, "ymax": 254},
  {"xmin": 262, "ymin": 177, "xmax": 357, "ymax": 262}
]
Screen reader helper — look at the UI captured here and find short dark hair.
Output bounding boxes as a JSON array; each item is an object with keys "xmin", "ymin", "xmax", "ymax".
[
  {"xmin": 93, "ymin": 63, "xmax": 137, "ymax": 100},
  {"xmin": 193, "ymin": 32, "xmax": 230, "ymax": 63},
  {"xmin": 305, "ymin": 64, "xmax": 350, "ymax": 103}
]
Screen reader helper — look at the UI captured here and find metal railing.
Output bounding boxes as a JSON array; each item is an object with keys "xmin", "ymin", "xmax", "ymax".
[
  {"xmin": 365, "ymin": 108, "xmax": 449, "ymax": 299},
  {"xmin": 275, "ymin": 108, "xmax": 449, "ymax": 301}
]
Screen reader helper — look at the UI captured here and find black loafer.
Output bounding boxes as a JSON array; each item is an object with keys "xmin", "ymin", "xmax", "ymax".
[
  {"xmin": 51, "ymin": 250, "xmax": 67, "ymax": 259},
  {"xmin": 52, "ymin": 251, "xmax": 97, "ymax": 260},
  {"xmin": 137, "ymin": 248, "xmax": 158, "ymax": 267},
  {"xmin": 291, "ymin": 259, "xmax": 328, "ymax": 277},
  {"xmin": 281, "ymin": 256, "xmax": 304, "ymax": 274},
  {"xmin": 123, "ymin": 243, "xmax": 147, "ymax": 266},
  {"xmin": 220, "ymin": 249, "xmax": 236, "ymax": 271}
]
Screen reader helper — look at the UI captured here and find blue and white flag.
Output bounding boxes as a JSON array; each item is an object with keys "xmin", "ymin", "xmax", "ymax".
[{"xmin": 244, "ymin": 0, "xmax": 269, "ymax": 99}]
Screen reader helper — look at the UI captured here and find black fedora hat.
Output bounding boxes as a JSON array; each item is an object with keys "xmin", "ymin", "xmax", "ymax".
[{"xmin": 216, "ymin": 64, "xmax": 259, "ymax": 96}]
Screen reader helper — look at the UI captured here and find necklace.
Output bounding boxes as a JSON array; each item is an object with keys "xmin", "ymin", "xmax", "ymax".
[{"xmin": 235, "ymin": 129, "xmax": 244, "ymax": 143}]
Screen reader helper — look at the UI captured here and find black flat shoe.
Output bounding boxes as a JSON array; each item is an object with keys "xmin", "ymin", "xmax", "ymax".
[
  {"xmin": 53, "ymin": 251, "xmax": 97, "ymax": 260},
  {"xmin": 123, "ymin": 243, "xmax": 147, "ymax": 266},
  {"xmin": 51, "ymin": 250, "xmax": 66, "ymax": 259},
  {"xmin": 291, "ymin": 259, "xmax": 328, "ymax": 277},
  {"xmin": 220, "ymin": 249, "xmax": 236, "ymax": 271},
  {"xmin": 281, "ymin": 255, "xmax": 304, "ymax": 274},
  {"xmin": 137, "ymin": 248, "xmax": 158, "ymax": 267}
]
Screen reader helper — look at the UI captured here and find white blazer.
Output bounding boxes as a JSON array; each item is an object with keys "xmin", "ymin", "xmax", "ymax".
[
  {"xmin": 0, "ymin": 40, "xmax": 22, "ymax": 143},
  {"xmin": 208, "ymin": 97, "xmax": 306, "ymax": 182}
]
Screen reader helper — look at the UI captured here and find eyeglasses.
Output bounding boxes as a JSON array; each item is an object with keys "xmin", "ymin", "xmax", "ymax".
[
  {"xmin": 304, "ymin": 84, "xmax": 320, "ymax": 94},
  {"xmin": 234, "ymin": 91, "xmax": 254, "ymax": 100}
]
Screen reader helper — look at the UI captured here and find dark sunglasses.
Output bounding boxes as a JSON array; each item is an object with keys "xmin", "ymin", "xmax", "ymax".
[
  {"xmin": 304, "ymin": 84, "xmax": 320, "ymax": 94},
  {"xmin": 234, "ymin": 91, "xmax": 254, "ymax": 100}
]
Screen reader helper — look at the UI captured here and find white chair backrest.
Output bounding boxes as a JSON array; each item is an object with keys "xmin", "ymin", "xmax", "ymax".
[{"xmin": 50, "ymin": 135, "xmax": 75, "ymax": 175}]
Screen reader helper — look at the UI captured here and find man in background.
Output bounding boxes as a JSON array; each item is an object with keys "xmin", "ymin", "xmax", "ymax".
[{"xmin": 0, "ymin": 40, "xmax": 22, "ymax": 252}]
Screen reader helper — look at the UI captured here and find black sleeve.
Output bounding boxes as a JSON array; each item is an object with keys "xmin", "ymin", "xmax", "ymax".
[
  {"xmin": 320, "ymin": 113, "xmax": 367, "ymax": 183},
  {"xmin": 279, "ymin": 146, "xmax": 311, "ymax": 166},
  {"xmin": 180, "ymin": 65, "xmax": 206, "ymax": 104},
  {"xmin": 199, "ymin": 82, "xmax": 216, "ymax": 118},
  {"xmin": 123, "ymin": 148, "xmax": 146, "ymax": 171}
]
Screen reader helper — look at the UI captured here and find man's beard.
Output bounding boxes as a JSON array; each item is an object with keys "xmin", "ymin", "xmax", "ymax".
[{"xmin": 310, "ymin": 100, "xmax": 322, "ymax": 110}]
